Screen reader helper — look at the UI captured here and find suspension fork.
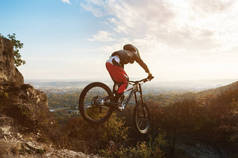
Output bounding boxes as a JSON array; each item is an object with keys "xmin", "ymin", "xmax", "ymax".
[
  {"xmin": 134, "ymin": 83, "xmax": 144, "ymax": 105},
  {"xmin": 137, "ymin": 83, "xmax": 146, "ymax": 117},
  {"xmin": 139, "ymin": 83, "xmax": 144, "ymax": 104},
  {"xmin": 134, "ymin": 91, "xmax": 138, "ymax": 105}
]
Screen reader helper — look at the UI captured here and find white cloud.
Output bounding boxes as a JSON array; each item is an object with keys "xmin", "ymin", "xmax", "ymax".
[
  {"xmin": 80, "ymin": 0, "xmax": 105, "ymax": 17},
  {"xmin": 80, "ymin": 0, "xmax": 238, "ymax": 81},
  {"xmin": 191, "ymin": 0, "xmax": 235, "ymax": 14},
  {"xmin": 80, "ymin": 3, "xmax": 103, "ymax": 17},
  {"xmin": 82, "ymin": 0, "xmax": 238, "ymax": 53},
  {"xmin": 61, "ymin": 0, "xmax": 71, "ymax": 4},
  {"xmin": 88, "ymin": 30, "xmax": 115, "ymax": 42}
]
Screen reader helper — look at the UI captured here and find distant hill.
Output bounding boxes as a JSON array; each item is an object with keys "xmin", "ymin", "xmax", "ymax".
[
  {"xmin": 196, "ymin": 80, "xmax": 238, "ymax": 102},
  {"xmin": 26, "ymin": 79, "xmax": 238, "ymax": 95},
  {"xmin": 25, "ymin": 80, "xmax": 91, "ymax": 89}
]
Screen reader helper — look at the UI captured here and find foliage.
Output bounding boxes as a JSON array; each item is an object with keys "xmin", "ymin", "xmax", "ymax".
[
  {"xmin": 6, "ymin": 33, "xmax": 25, "ymax": 67},
  {"xmin": 44, "ymin": 82, "xmax": 238, "ymax": 157},
  {"xmin": 101, "ymin": 142, "xmax": 151, "ymax": 158},
  {"xmin": 148, "ymin": 87, "xmax": 238, "ymax": 156},
  {"xmin": 48, "ymin": 113, "xmax": 128, "ymax": 153},
  {"xmin": 47, "ymin": 91, "xmax": 80, "ymax": 108},
  {"xmin": 100, "ymin": 134, "xmax": 165, "ymax": 158}
]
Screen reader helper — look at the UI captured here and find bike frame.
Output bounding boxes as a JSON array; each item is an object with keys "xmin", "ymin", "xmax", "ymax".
[{"xmin": 117, "ymin": 78, "xmax": 148, "ymax": 109}]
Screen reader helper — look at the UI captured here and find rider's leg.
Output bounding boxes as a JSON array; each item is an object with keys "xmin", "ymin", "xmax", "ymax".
[
  {"xmin": 115, "ymin": 72, "xmax": 128, "ymax": 102},
  {"xmin": 117, "ymin": 73, "xmax": 128, "ymax": 94},
  {"xmin": 106, "ymin": 62, "xmax": 128, "ymax": 102}
]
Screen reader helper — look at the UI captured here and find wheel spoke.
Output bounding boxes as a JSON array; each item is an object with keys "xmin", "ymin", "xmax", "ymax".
[
  {"xmin": 79, "ymin": 83, "xmax": 113, "ymax": 123},
  {"xmin": 138, "ymin": 120, "xmax": 143, "ymax": 127}
]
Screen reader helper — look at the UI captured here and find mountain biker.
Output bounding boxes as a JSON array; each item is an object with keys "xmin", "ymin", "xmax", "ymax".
[{"xmin": 106, "ymin": 44, "xmax": 153, "ymax": 109}]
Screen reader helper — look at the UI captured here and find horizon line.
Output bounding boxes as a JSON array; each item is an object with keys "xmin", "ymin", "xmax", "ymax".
[{"xmin": 24, "ymin": 78, "xmax": 238, "ymax": 83}]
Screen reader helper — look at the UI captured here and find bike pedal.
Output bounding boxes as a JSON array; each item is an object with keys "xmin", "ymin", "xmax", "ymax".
[{"xmin": 117, "ymin": 103, "xmax": 126, "ymax": 111}]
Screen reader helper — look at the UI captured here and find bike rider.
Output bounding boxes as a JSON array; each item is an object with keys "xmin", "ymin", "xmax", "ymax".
[{"xmin": 106, "ymin": 44, "xmax": 153, "ymax": 110}]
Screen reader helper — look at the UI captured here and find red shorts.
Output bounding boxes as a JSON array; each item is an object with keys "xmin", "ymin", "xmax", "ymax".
[{"xmin": 106, "ymin": 62, "xmax": 128, "ymax": 94}]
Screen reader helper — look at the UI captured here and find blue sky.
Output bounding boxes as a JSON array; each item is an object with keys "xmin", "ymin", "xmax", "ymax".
[
  {"xmin": 1, "ymin": 0, "xmax": 101, "ymax": 53},
  {"xmin": 1, "ymin": 0, "xmax": 108, "ymax": 80},
  {"xmin": 1, "ymin": 0, "xmax": 238, "ymax": 82}
]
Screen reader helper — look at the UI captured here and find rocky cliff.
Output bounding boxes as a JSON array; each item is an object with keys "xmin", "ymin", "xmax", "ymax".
[
  {"xmin": 0, "ymin": 36, "xmax": 49, "ymax": 129},
  {"xmin": 0, "ymin": 36, "xmax": 100, "ymax": 158}
]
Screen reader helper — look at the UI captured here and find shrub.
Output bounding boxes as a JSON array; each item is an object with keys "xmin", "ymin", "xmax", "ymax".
[
  {"xmin": 100, "ymin": 135, "xmax": 165, "ymax": 158},
  {"xmin": 6, "ymin": 33, "xmax": 25, "ymax": 67},
  {"xmin": 49, "ymin": 113, "xmax": 128, "ymax": 153}
]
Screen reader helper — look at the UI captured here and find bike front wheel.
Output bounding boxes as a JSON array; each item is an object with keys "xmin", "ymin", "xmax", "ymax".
[
  {"xmin": 79, "ymin": 82, "xmax": 114, "ymax": 124},
  {"xmin": 133, "ymin": 103, "xmax": 150, "ymax": 134}
]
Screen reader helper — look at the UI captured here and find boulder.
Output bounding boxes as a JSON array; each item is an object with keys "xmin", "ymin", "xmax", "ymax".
[{"xmin": 0, "ymin": 82, "xmax": 49, "ymax": 129}]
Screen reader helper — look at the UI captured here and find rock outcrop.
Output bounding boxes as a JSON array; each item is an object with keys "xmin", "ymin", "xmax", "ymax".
[
  {"xmin": 0, "ymin": 37, "xmax": 23, "ymax": 85},
  {"xmin": 0, "ymin": 115, "xmax": 101, "ymax": 158},
  {"xmin": 0, "ymin": 36, "xmax": 49, "ymax": 129},
  {"xmin": 0, "ymin": 82, "xmax": 49, "ymax": 128},
  {"xmin": 0, "ymin": 36, "xmax": 102, "ymax": 157}
]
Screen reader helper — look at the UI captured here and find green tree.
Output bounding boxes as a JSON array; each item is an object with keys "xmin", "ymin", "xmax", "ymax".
[{"xmin": 7, "ymin": 33, "xmax": 26, "ymax": 67}]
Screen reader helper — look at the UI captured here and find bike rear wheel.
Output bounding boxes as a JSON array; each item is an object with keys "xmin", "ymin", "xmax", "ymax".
[
  {"xmin": 79, "ymin": 82, "xmax": 114, "ymax": 124},
  {"xmin": 133, "ymin": 103, "xmax": 150, "ymax": 134}
]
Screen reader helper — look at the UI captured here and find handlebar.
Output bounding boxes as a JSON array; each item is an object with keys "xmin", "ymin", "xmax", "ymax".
[{"xmin": 129, "ymin": 76, "xmax": 154, "ymax": 84}]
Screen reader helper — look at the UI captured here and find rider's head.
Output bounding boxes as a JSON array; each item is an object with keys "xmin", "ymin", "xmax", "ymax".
[
  {"xmin": 123, "ymin": 44, "xmax": 137, "ymax": 53},
  {"xmin": 123, "ymin": 44, "xmax": 140, "ymax": 64}
]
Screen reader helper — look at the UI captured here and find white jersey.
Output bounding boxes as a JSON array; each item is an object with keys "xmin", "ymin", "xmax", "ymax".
[{"xmin": 107, "ymin": 55, "xmax": 120, "ymax": 64}]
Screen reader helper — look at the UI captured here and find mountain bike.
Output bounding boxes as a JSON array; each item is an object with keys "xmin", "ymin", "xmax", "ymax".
[{"xmin": 79, "ymin": 76, "xmax": 154, "ymax": 134}]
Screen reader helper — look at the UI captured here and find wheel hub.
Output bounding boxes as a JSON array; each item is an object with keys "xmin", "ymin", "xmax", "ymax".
[{"xmin": 91, "ymin": 96, "xmax": 104, "ymax": 106}]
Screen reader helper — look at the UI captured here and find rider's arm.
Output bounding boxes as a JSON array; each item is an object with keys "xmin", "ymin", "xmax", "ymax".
[{"xmin": 135, "ymin": 57, "xmax": 150, "ymax": 73}]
